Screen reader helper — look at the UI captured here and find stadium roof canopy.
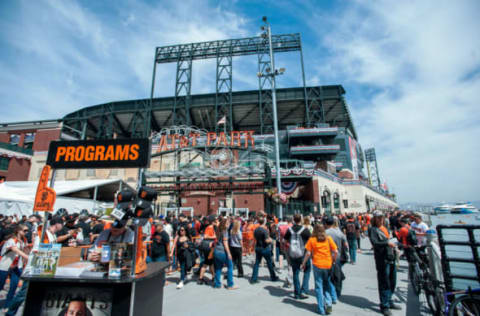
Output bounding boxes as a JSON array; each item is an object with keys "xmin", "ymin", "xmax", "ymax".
[{"xmin": 62, "ymin": 85, "xmax": 358, "ymax": 140}]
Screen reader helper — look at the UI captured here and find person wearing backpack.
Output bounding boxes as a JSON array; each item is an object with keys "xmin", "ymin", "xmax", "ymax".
[
  {"xmin": 343, "ymin": 215, "xmax": 360, "ymax": 264},
  {"xmin": 394, "ymin": 217, "xmax": 417, "ymax": 262},
  {"xmin": 284, "ymin": 214, "xmax": 311, "ymax": 299}
]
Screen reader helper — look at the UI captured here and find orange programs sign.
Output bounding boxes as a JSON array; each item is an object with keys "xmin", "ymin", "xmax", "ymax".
[{"xmin": 34, "ymin": 165, "xmax": 56, "ymax": 212}]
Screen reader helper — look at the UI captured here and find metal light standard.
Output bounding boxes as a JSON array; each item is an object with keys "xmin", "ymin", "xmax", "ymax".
[{"xmin": 258, "ymin": 16, "xmax": 284, "ymax": 219}]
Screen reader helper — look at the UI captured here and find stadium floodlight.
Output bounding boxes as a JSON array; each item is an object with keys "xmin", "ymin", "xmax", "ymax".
[
  {"xmin": 260, "ymin": 16, "xmax": 283, "ymax": 219},
  {"xmin": 257, "ymin": 72, "xmax": 263, "ymax": 78},
  {"xmin": 278, "ymin": 67, "xmax": 286, "ymax": 74}
]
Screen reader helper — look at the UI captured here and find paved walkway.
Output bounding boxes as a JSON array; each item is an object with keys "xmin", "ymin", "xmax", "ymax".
[{"xmin": 163, "ymin": 239, "xmax": 430, "ymax": 316}]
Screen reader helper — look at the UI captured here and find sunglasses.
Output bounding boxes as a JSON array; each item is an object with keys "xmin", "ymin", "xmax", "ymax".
[{"xmin": 22, "ymin": 229, "xmax": 29, "ymax": 232}]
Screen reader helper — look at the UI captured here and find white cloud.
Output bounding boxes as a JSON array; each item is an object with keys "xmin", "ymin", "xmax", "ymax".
[
  {"xmin": 307, "ymin": 1, "xmax": 480, "ymax": 203},
  {"xmin": 0, "ymin": 0, "xmax": 253, "ymax": 121}
]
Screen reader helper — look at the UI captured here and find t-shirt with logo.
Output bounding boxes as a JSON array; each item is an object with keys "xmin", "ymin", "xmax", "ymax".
[{"xmin": 305, "ymin": 236, "xmax": 338, "ymax": 269}]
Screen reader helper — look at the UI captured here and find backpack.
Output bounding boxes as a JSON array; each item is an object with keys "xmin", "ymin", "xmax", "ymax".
[
  {"xmin": 288, "ymin": 227, "xmax": 305, "ymax": 259},
  {"xmin": 407, "ymin": 229, "xmax": 417, "ymax": 246}
]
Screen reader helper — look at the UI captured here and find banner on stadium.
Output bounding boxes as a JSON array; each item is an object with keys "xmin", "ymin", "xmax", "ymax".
[{"xmin": 46, "ymin": 139, "xmax": 151, "ymax": 169}]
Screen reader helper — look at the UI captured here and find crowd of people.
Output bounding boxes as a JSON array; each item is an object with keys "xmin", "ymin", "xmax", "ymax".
[{"xmin": 0, "ymin": 208, "xmax": 430, "ymax": 315}]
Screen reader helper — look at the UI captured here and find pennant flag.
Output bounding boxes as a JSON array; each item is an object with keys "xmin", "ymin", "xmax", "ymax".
[{"xmin": 217, "ymin": 116, "xmax": 226, "ymax": 125}]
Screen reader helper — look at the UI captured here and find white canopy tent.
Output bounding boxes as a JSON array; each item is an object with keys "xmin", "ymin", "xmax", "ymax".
[{"xmin": 0, "ymin": 179, "xmax": 132, "ymax": 216}]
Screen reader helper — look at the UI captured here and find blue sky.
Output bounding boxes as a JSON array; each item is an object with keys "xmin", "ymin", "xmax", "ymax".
[{"xmin": 1, "ymin": 0, "xmax": 479, "ymax": 204}]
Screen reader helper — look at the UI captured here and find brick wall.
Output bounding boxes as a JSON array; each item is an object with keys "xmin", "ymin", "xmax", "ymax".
[
  {"xmin": 33, "ymin": 129, "xmax": 61, "ymax": 152},
  {"xmin": 0, "ymin": 133, "xmax": 9, "ymax": 143},
  {"xmin": 2, "ymin": 158, "xmax": 31, "ymax": 181},
  {"xmin": 233, "ymin": 193, "xmax": 264, "ymax": 213},
  {"xmin": 180, "ymin": 189, "xmax": 265, "ymax": 216}
]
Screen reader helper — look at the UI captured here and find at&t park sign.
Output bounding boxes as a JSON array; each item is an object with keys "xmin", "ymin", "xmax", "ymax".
[{"xmin": 154, "ymin": 128, "xmax": 255, "ymax": 152}]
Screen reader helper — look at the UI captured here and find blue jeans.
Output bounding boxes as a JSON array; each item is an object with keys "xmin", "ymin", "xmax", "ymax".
[
  {"xmin": 328, "ymin": 275, "xmax": 338, "ymax": 303},
  {"xmin": 375, "ymin": 258, "xmax": 397, "ymax": 310},
  {"xmin": 313, "ymin": 266, "xmax": 333, "ymax": 314},
  {"xmin": 6, "ymin": 280, "xmax": 28, "ymax": 316},
  {"xmin": 0, "ymin": 267, "xmax": 22, "ymax": 308},
  {"xmin": 251, "ymin": 246, "xmax": 277, "ymax": 282},
  {"xmin": 147, "ymin": 255, "xmax": 167, "ymax": 263},
  {"xmin": 179, "ymin": 259, "xmax": 186, "ymax": 281},
  {"xmin": 213, "ymin": 250, "xmax": 234, "ymax": 288},
  {"xmin": 348, "ymin": 238, "xmax": 357, "ymax": 263},
  {"xmin": 275, "ymin": 242, "xmax": 280, "ymax": 262},
  {"xmin": 291, "ymin": 257, "xmax": 311, "ymax": 297}
]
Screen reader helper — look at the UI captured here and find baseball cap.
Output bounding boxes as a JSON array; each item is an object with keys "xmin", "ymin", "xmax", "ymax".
[
  {"xmin": 117, "ymin": 190, "xmax": 135, "ymax": 209},
  {"xmin": 138, "ymin": 186, "xmax": 157, "ymax": 202}
]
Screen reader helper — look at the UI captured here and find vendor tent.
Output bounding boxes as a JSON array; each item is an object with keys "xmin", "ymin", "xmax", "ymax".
[{"xmin": 0, "ymin": 179, "xmax": 133, "ymax": 216}]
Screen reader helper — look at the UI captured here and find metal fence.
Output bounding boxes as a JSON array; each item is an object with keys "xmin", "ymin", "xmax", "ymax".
[{"xmin": 436, "ymin": 225, "xmax": 480, "ymax": 291}]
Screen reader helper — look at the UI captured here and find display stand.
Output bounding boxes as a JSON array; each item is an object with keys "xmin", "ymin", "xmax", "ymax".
[
  {"xmin": 22, "ymin": 261, "xmax": 169, "ymax": 316},
  {"xmin": 22, "ymin": 138, "xmax": 156, "ymax": 316}
]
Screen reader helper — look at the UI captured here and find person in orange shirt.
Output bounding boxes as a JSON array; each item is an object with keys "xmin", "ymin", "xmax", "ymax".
[{"xmin": 301, "ymin": 224, "xmax": 338, "ymax": 315}]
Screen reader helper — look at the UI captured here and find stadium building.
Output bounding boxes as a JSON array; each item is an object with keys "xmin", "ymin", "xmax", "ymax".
[{"xmin": 1, "ymin": 33, "xmax": 397, "ymax": 216}]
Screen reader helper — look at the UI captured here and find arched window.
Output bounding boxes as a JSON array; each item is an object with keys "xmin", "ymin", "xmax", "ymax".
[
  {"xmin": 333, "ymin": 192, "xmax": 340, "ymax": 213},
  {"xmin": 322, "ymin": 190, "xmax": 331, "ymax": 215}
]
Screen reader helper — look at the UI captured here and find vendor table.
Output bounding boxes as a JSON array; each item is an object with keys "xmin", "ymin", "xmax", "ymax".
[{"xmin": 21, "ymin": 261, "xmax": 169, "ymax": 316}]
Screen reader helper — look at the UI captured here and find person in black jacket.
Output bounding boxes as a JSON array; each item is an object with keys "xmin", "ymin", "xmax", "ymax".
[{"xmin": 369, "ymin": 211, "xmax": 401, "ymax": 316}]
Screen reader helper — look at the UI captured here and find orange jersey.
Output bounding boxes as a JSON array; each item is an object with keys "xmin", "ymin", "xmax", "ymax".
[{"xmin": 305, "ymin": 236, "xmax": 338, "ymax": 269}]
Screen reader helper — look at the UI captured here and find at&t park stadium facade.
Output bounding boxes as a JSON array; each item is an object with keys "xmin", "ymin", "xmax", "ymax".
[{"xmin": 19, "ymin": 33, "xmax": 399, "ymax": 216}]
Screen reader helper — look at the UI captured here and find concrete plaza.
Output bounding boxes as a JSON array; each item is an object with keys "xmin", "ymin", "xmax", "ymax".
[{"xmin": 163, "ymin": 240, "xmax": 430, "ymax": 316}]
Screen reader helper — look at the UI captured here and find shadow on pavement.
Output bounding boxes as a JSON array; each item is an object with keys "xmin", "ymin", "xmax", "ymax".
[
  {"xmin": 339, "ymin": 294, "xmax": 381, "ymax": 313},
  {"xmin": 263, "ymin": 285, "xmax": 318, "ymax": 313},
  {"xmin": 282, "ymin": 297, "xmax": 318, "ymax": 314}
]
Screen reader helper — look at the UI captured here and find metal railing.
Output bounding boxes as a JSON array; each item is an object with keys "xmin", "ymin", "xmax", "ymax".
[
  {"xmin": 0, "ymin": 142, "xmax": 33, "ymax": 155},
  {"xmin": 436, "ymin": 225, "xmax": 480, "ymax": 291}
]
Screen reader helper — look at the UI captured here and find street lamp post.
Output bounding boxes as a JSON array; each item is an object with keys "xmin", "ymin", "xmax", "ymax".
[{"xmin": 259, "ymin": 16, "xmax": 283, "ymax": 219}]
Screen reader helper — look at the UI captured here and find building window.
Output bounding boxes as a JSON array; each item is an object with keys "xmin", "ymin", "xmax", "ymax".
[
  {"xmin": 23, "ymin": 133, "xmax": 35, "ymax": 150},
  {"xmin": 110, "ymin": 169, "xmax": 118, "ymax": 176},
  {"xmin": 0, "ymin": 157, "xmax": 10, "ymax": 171},
  {"xmin": 87, "ymin": 169, "xmax": 95, "ymax": 176},
  {"xmin": 9, "ymin": 134, "xmax": 20, "ymax": 145}
]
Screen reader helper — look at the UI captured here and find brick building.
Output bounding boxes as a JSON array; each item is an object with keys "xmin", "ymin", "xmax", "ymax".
[{"xmin": 0, "ymin": 120, "xmax": 62, "ymax": 181}]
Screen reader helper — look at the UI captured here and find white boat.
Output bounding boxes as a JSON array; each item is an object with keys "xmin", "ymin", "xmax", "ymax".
[
  {"xmin": 433, "ymin": 204, "xmax": 451, "ymax": 214},
  {"xmin": 450, "ymin": 202, "xmax": 479, "ymax": 214}
]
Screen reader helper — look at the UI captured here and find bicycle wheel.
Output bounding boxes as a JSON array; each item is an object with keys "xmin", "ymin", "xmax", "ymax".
[
  {"xmin": 409, "ymin": 262, "xmax": 422, "ymax": 295},
  {"xmin": 425, "ymin": 285, "xmax": 445, "ymax": 316},
  {"xmin": 448, "ymin": 294, "xmax": 480, "ymax": 316}
]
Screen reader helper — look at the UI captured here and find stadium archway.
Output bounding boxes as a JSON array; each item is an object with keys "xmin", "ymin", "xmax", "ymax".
[{"xmin": 142, "ymin": 126, "xmax": 274, "ymax": 216}]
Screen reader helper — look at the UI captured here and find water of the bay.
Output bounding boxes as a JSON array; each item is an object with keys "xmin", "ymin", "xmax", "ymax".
[{"xmin": 430, "ymin": 213, "xmax": 480, "ymax": 290}]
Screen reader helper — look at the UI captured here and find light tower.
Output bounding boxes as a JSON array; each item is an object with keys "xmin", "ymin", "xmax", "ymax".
[{"xmin": 365, "ymin": 147, "xmax": 381, "ymax": 189}]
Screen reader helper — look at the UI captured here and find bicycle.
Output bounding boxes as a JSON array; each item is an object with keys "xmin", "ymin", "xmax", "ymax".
[
  {"xmin": 444, "ymin": 287, "xmax": 480, "ymax": 316},
  {"xmin": 405, "ymin": 245, "xmax": 445, "ymax": 315}
]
